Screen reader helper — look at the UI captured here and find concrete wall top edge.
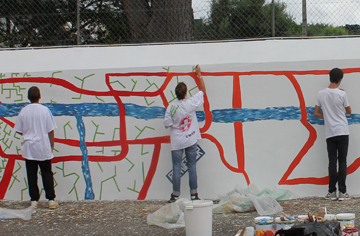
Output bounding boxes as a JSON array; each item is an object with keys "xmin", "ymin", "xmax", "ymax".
[{"xmin": 1, "ymin": 37, "xmax": 360, "ymax": 73}]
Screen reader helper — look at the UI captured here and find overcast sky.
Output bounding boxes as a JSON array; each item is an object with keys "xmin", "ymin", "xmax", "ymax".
[{"xmin": 193, "ymin": 0, "xmax": 360, "ymax": 26}]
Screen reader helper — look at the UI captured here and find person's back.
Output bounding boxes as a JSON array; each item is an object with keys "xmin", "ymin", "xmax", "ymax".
[
  {"xmin": 17, "ymin": 103, "xmax": 56, "ymax": 160},
  {"xmin": 165, "ymin": 91, "xmax": 204, "ymax": 150},
  {"xmin": 316, "ymin": 87, "xmax": 349, "ymax": 139}
]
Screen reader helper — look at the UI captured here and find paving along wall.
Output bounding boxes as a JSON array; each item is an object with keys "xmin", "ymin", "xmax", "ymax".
[{"xmin": 1, "ymin": 37, "xmax": 360, "ymax": 201}]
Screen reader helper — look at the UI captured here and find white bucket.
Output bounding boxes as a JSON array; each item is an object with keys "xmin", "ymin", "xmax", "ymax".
[
  {"xmin": 297, "ymin": 215, "xmax": 309, "ymax": 224},
  {"xmin": 275, "ymin": 217, "xmax": 295, "ymax": 230},
  {"xmin": 254, "ymin": 216, "xmax": 274, "ymax": 231},
  {"xmin": 183, "ymin": 200, "xmax": 213, "ymax": 236},
  {"xmin": 336, "ymin": 213, "xmax": 355, "ymax": 230}
]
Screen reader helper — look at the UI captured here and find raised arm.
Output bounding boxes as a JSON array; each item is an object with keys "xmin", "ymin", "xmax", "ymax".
[{"xmin": 195, "ymin": 65, "xmax": 206, "ymax": 93}]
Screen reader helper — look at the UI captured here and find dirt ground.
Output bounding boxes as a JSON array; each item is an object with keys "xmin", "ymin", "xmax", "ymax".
[{"xmin": 0, "ymin": 197, "xmax": 359, "ymax": 235}]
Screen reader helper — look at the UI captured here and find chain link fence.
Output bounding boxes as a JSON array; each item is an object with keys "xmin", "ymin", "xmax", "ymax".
[{"xmin": 1, "ymin": 0, "xmax": 360, "ymax": 48}]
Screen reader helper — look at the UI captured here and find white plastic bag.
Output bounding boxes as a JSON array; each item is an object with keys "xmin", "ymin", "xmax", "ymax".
[
  {"xmin": 213, "ymin": 192, "xmax": 255, "ymax": 213},
  {"xmin": 147, "ymin": 198, "xmax": 187, "ymax": 229},
  {"xmin": 0, "ymin": 206, "xmax": 36, "ymax": 220},
  {"xmin": 257, "ymin": 187, "xmax": 295, "ymax": 201},
  {"xmin": 248, "ymin": 194, "xmax": 283, "ymax": 215}
]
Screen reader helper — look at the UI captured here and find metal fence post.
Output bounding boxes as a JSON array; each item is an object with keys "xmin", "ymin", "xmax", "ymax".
[
  {"xmin": 302, "ymin": 0, "xmax": 307, "ymax": 36},
  {"xmin": 272, "ymin": 0, "xmax": 275, "ymax": 37},
  {"xmin": 77, "ymin": 0, "xmax": 80, "ymax": 45}
]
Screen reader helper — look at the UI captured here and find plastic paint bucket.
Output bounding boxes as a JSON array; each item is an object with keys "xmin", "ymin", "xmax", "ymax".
[
  {"xmin": 275, "ymin": 217, "xmax": 295, "ymax": 230},
  {"xmin": 336, "ymin": 213, "xmax": 355, "ymax": 229},
  {"xmin": 254, "ymin": 216, "xmax": 274, "ymax": 231},
  {"xmin": 183, "ymin": 200, "xmax": 213, "ymax": 236},
  {"xmin": 297, "ymin": 215, "xmax": 309, "ymax": 224}
]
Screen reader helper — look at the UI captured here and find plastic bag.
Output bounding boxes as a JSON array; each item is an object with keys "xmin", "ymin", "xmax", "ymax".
[
  {"xmin": 147, "ymin": 198, "xmax": 187, "ymax": 229},
  {"xmin": 0, "ymin": 206, "xmax": 36, "ymax": 220},
  {"xmin": 248, "ymin": 194, "xmax": 283, "ymax": 215},
  {"xmin": 213, "ymin": 192, "xmax": 255, "ymax": 213},
  {"xmin": 214, "ymin": 184, "xmax": 292, "ymax": 214},
  {"xmin": 291, "ymin": 221, "xmax": 341, "ymax": 236},
  {"xmin": 257, "ymin": 187, "xmax": 295, "ymax": 201},
  {"xmin": 275, "ymin": 228, "xmax": 307, "ymax": 236},
  {"xmin": 218, "ymin": 184, "xmax": 247, "ymax": 201}
]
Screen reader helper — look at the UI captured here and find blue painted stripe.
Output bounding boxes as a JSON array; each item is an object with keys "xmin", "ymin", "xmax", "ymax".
[
  {"xmin": 1, "ymin": 103, "xmax": 358, "ymax": 125},
  {"xmin": 75, "ymin": 115, "xmax": 95, "ymax": 200}
]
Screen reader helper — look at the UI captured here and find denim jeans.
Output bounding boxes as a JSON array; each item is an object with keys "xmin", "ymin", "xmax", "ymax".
[
  {"xmin": 326, "ymin": 135, "xmax": 349, "ymax": 194},
  {"xmin": 171, "ymin": 143, "xmax": 198, "ymax": 196}
]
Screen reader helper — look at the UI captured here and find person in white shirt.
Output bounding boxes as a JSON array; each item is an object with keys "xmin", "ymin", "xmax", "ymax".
[
  {"xmin": 314, "ymin": 68, "xmax": 352, "ymax": 201},
  {"xmin": 164, "ymin": 65, "xmax": 206, "ymax": 203},
  {"xmin": 15, "ymin": 86, "xmax": 59, "ymax": 209}
]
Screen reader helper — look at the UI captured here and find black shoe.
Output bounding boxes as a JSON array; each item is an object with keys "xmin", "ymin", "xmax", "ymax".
[
  {"xmin": 168, "ymin": 193, "xmax": 179, "ymax": 203},
  {"xmin": 191, "ymin": 193, "xmax": 200, "ymax": 200}
]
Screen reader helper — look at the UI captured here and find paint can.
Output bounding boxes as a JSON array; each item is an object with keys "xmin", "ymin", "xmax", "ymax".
[
  {"xmin": 274, "ymin": 216, "xmax": 295, "ymax": 230},
  {"xmin": 254, "ymin": 216, "xmax": 274, "ymax": 231},
  {"xmin": 336, "ymin": 213, "xmax": 355, "ymax": 230},
  {"xmin": 297, "ymin": 215, "xmax": 309, "ymax": 224},
  {"xmin": 183, "ymin": 200, "xmax": 213, "ymax": 236},
  {"xmin": 343, "ymin": 228, "xmax": 358, "ymax": 236},
  {"xmin": 246, "ymin": 226, "xmax": 255, "ymax": 236}
]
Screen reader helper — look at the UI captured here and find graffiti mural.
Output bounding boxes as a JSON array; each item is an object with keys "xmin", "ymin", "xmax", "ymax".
[{"xmin": 1, "ymin": 39, "xmax": 360, "ymax": 200}]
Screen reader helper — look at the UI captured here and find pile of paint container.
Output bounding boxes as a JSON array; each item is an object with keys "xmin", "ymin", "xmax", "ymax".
[
  {"xmin": 249, "ymin": 213, "xmax": 357, "ymax": 236},
  {"xmin": 253, "ymin": 216, "xmax": 294, "ymax": 236},
  {"xmin": 297, "ymin": 213, "xmax": 356, "ymax": 232}
]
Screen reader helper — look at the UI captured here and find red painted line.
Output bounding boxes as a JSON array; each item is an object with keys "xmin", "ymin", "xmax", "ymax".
[
  {"xmin": 278, "ymin": 73, "xmax": 317, "ymax": 185},
  {"xmin": 138, "ymin": 143, "xmax": 161, "ymax": 200},
  {"xmin": 0, "ymin": 158, "xmax": 15, "ymax": 199}
]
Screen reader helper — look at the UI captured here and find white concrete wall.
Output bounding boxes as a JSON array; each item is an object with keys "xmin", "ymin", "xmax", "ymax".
[{"xmin": 1, "ymin": 37, "xmax": 360, "ymax": 201}]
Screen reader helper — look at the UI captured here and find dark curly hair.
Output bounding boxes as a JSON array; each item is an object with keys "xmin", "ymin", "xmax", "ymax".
[{"xmin": 175, "ymin": 82, "xmax": 187, "ymax": 100}]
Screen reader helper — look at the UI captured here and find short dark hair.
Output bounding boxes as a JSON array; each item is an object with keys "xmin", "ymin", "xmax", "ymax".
[
  {"xmin": 28, "ymin": 86, "xmax": 40, "ymax": 103},
  {"xmin": 175, "ymin": 82, "xmax": 187, "ymax": 100},
  {"xmin": 329, "ymin": 68, "xmax": 343, "ymax": 83}
]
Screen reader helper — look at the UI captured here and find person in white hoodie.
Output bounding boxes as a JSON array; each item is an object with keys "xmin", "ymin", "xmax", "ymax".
[
  {"xmin": 314, "ymin": 68, "xmax": 352, "ymax": 201},
  {"xmin": 164, "ymin": 65, "xmax": 206, "ymax": 203},
  {"xmin": 15, "ymin": 86, "xmax": 59, "ymax": 209}
]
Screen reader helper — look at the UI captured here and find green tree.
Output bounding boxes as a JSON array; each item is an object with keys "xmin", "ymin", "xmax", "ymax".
[
  {"xmin": 72, "ymin": 1, "xmax": 129, "ymax": 44},
  {"xmin": 122, "ymin": 0, "xmax": 194, "ymax": 43},
  {"xmin": 195, "ymin": 0, "xmax": 299, "ymax": 40},
  {"xmin": 261, "ymin": 2, "xmax": 300, "ymax": 37},
  {"xmin": 0, "ymin": 0, "xmax": 71, "ymax": 47},
  {"xmin": 307, "ymin": 24, "xmax": 349, "ymax": 36},
  {"xmin": 345, "ymin": 24, "xmax": 360, "ymax": 35},
  {"xmin": 0, "ymin": 0, "xmax": 130, "ymax": 47}
]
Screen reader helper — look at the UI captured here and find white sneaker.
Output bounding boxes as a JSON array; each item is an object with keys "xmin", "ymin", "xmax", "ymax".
[
  {"xmin": 30, "ymin": 201, "xmax": 38, "ymax": 209},
  {"xmin": 324, "ymin": 192, "xmax": 337, "ymax": 201},
  {"xmin": 338, "ymin": 192, "xmax": 350, "ymax": 201},
  {"xmin": 48, "ymin": 200, "xmax": 59, "ymax": 209}
]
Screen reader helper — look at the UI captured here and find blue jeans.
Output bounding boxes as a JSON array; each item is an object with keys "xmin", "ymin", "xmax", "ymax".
[
  {"xmin": 171, "ymin": 143, "xmax": 198, "ymax": 196},
  {"xmin": 326, "ymin": 135, "xmax": 349, "ymax": 194}
]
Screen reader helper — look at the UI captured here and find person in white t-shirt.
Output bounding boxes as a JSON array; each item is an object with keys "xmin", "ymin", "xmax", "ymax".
[
  {"xmin": 314, "ymin": 68, "xmax": 352, "ymax": 201},
  {"xmin": 164, "ymin": 65, "xmax": 206, "ymax": 203},
  {"xmin": 15, "ymin": 86, "xmax": 59, "ymax": 209}
]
